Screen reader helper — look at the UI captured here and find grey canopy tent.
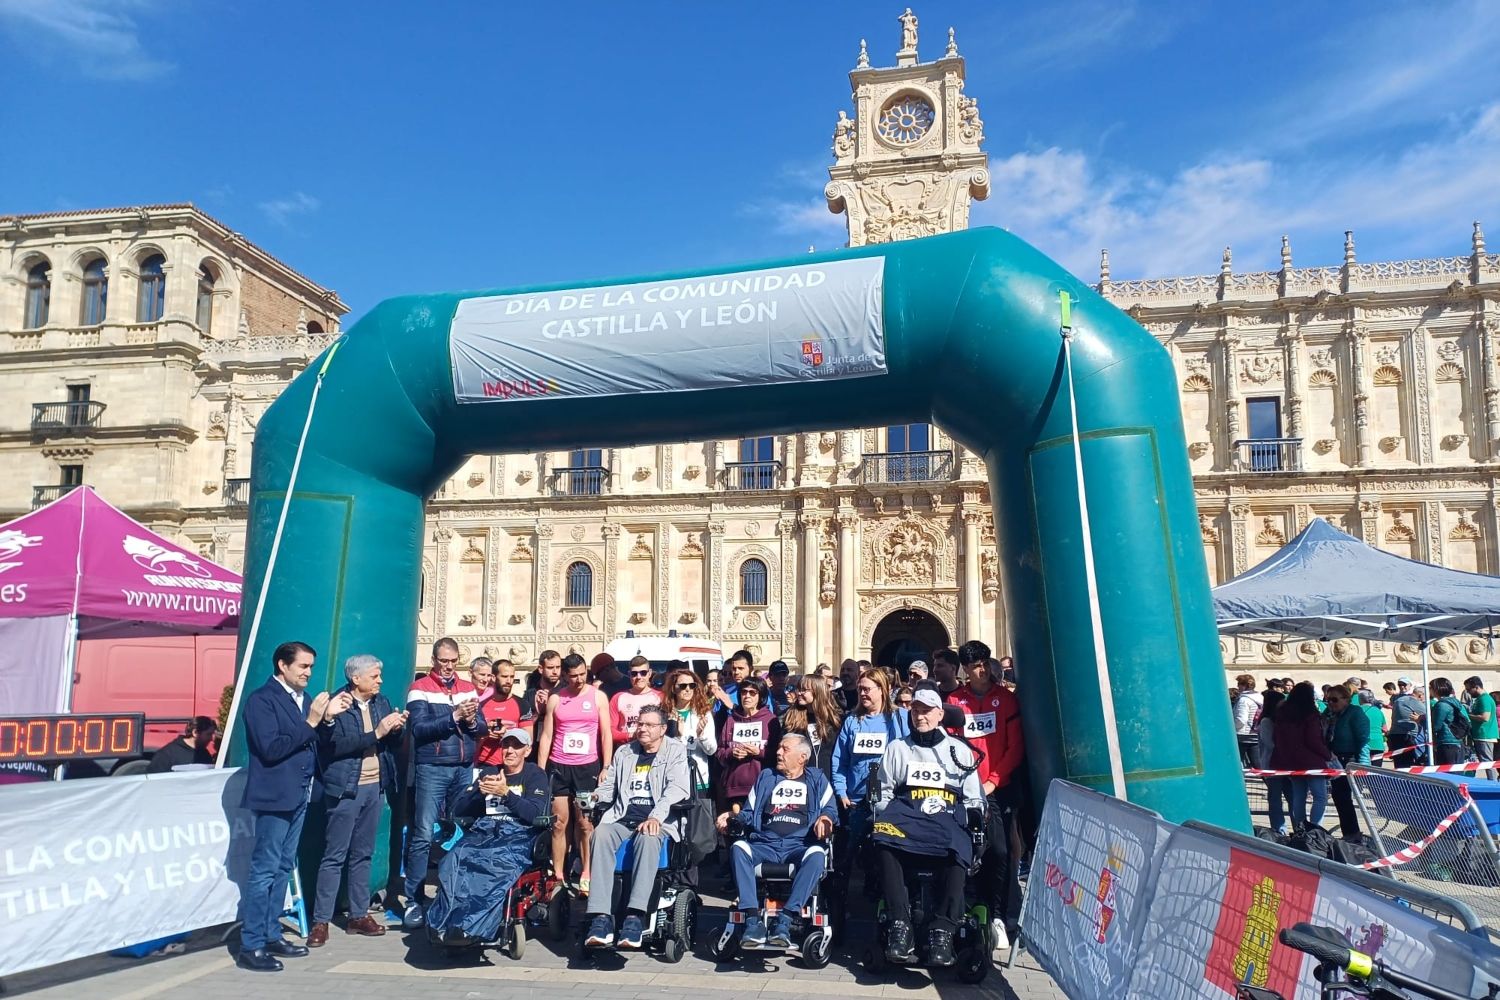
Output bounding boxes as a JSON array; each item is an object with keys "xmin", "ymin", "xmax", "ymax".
[{"xmin": 1213, "ymin": 517, "xmax": 1500, "ymax": 754}]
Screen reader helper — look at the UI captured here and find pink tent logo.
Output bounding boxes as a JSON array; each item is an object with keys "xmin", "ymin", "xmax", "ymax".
[
  {"xmin": 123, "ymin": 535, "xmax": 212, "ymax": 578},
  {"xmin": 0, "ymin": 529, "xmax": 43, "ymax": 574}
]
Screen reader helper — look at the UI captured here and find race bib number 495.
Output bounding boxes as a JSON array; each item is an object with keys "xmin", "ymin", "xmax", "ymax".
[{"xmin": 771, "ymin": 781, "xmax": 808, "ymax": 805}]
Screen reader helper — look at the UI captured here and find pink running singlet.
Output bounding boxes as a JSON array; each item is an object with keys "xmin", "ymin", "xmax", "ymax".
[{"xmin": 551, "ymin": 685, "xmax": 602, "ymax": 765}]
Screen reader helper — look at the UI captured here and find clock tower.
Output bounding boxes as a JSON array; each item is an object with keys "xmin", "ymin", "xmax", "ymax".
[{"xmin": 825, "ymin": 9, "xmax": 990, "ymax": 247}]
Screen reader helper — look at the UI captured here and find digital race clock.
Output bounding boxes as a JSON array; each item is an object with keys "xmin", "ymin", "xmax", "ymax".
[{"xmin": 0, "ymin": 713, "xmax": 145, "ymax": 762}]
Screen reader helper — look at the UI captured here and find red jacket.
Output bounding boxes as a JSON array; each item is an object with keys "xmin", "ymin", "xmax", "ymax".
[
  {"xmin": 474, "ymin": 693, "xmax": 535, "ymax": 765},
  {"xmin": 946, "ymin": 684, "xmax": 1025, "ymax": 789}
]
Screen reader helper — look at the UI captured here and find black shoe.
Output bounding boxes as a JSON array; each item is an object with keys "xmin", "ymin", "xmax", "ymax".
[
  {"xmin": 926, "ymin": 927, "xmax": 955, "ymax": 968},
  {"xmin": 236, "ymin": 948, "xmax": 283, "ymax": 972},
  {"xmin": 264, "ymin": 938, "xmax": 310, "ymax": 958},
  {"xmin": 885, "ymin": 920, "xmax": 915, "ymax": 964}
]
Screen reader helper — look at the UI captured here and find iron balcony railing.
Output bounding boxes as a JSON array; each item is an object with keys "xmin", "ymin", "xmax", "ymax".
[
  {"xmin": 32, "ymin": 485, "xmax": 78, "ymax": 509},
  {"xmin": 224, "ymin": 478, "xmax": 251, "ymax": 506},
  {"xmin": 1233, "ymin": 437, "xmax": 1303, "ymax": 473},
  {"xmin": 861, "ymin": 449, "xmax": 955, "ymax": 485},
  {"xmin": 31, "ymin": 400, "xmax": 106, "ymax": 433},
  {"xmin": 549, "ymin": 466, "xmax": 611, "ymax": 497},
  {"xmin": 722, "ymin": 460, "xmax": 783, "ymax": 491}
]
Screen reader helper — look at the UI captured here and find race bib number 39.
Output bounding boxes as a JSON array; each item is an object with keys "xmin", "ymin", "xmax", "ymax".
[
  {"xmin": 852, "ymin": 732, "xmax": 887, "ymax": 755},
  {"xmin": 964, "ymin": 712, "xmax": 996, "ymax": 738},
  {"xmin": 907, "ymin": 764, "xmax": 948, "ymax": 789},
  {"xmin": 563, "ymin": 731, "xmax": 590, "ymax": 754}
]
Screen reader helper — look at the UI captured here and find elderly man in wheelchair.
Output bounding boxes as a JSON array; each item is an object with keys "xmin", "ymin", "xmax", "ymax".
[
  {"xmin": 713, "ymin": 732, "xmax": 838, "ymax": 963},
  {"xmin": 582, "ymin": 704, "xmax": 695, "ymax": 953},
  {"xmin": 425, "ymin": 729, "xmax": 553, "ymax": 948}
]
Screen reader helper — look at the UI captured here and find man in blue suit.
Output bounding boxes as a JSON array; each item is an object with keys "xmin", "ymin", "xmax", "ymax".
[{"xmin": 238, "ymin": 640, "xmax": 353, "ymax": 973}]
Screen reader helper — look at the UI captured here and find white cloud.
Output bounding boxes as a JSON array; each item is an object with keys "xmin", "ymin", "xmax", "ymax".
[
  {"xmin": 742, "ymin": 196, "xmax": 849, "ymax": 241},
  {"xmin": 0, "ymin": 0, "xmax": 171, "ymax": 80},
  {"xmin": 259, "ymin": 192, "xmax": 321, "ymax": 227},
  {"xmin": 973, "ymin": 101, "xmax": 1500, "ymax": 279}
]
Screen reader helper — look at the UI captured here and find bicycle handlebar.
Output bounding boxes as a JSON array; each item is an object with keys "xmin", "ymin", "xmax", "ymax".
[{"xmin": 1280, "ymin": 923, "xmax": 1365, "ymax": 976}]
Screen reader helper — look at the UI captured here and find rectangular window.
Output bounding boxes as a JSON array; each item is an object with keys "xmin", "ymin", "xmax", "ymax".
[
  {"xmin": 1245, "ymin": 397, "xmax": 1284, "ymax": 471},
  {"xmin": 886, "ymin": 423, "xmax": 932, "ymax": 481},
  {"xmin": 736, "ymin": 436, "xmax": 776, "ymax": 489},
  {"xmin": 567, "ymin": 448, "xmax": 604, "ymax": 495},
  {"xmin": 65, "ymin": 384, "xmax": 91, "ymax": 427},
  {"xmin": 60, "ymin": 464, "xmax": 84, "ymax": 487}
]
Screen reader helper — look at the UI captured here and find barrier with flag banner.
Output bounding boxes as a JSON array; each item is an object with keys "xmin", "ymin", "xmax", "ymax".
[
  {"xmin": 1021, "ymin": 780, "xmax": 1500, "ymax": 1000},
  {"xmin": 0, "ymin": 767, "xmax": 255, "ymax": 978}
]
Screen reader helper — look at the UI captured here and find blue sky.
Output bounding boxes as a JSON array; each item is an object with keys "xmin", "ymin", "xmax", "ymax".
[{"xmin": 2, "ymin": 1, "xmax": 1497, "ymax": 317}]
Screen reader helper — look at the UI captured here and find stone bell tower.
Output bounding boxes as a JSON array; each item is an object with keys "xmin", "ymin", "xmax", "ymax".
[{"xmin": 825, "ymin": 8, "xmax": 990, "ymax": 246}]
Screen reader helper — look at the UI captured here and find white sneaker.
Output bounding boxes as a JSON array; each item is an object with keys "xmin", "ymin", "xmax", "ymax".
[{"xmin": 990, "ymin": 918, "xmax": 1010, "ymax": 954}]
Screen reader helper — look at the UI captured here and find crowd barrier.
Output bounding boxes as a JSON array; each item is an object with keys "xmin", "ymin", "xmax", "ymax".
[
  {"xmin": 1020, "ymin": 780, "xmax": 1500, "ymax": 1000},
  {"xmin": 0, "ymin": 768, "xmax": 256, "ymax": 979}
]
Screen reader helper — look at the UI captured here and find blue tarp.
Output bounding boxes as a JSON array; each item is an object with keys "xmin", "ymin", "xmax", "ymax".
[{"xmin": 1212, "ymin": 518, "xmax": 1500, "ymax": 643}]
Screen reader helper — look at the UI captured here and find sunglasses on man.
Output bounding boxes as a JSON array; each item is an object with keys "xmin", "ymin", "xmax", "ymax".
[{"xmin": 630, "ymin": 669, "xmax": 651, "ymax": 677}]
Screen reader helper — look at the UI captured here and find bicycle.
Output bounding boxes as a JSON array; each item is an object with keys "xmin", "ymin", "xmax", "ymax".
[{"xmin": 1234, "ymin": 922, "xmax": 1499, "ymax": 1000}]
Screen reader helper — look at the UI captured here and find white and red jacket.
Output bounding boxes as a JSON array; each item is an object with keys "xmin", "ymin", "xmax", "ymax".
[
  {"xmin": 946, "ymin": 684, "xmax": 1024, "ymax": 791},
  {"xmin": 406, "ymin": 672, "xmax": 481, "ymax": 766}
]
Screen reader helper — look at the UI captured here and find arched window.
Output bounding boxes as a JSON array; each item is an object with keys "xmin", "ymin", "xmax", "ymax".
[
  {"xmin": 565, "ymin": 561, "xmax": 593, "ymax": 607},
  {"xmin": 137, "ymin": 254, "xmax": 166, "ymax": 323},
  {"xmin": 80, "ymin": 258, "xmax": 108, "ymax": 325},
  {"xmin": 739, "ymin": 558, "xmax": 768, "ymax": 606},
  {"xmin": 195, "ymin": 265, "xmax": 216, "ymax": 334},
  {"xmin": 24, "ymin": 261, "xmax": 51, "ymax": 329},
  {"xmin": 306, "ymin": 320, "xmax": 324, "ymax": 335}
]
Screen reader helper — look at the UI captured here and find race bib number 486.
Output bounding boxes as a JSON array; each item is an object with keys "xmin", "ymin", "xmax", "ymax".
[{"xmin": 733, "ymin": 723, "xmax": 763, "ymax": 746}]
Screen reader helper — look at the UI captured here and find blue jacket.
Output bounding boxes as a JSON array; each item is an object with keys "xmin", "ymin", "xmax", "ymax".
[
  {"xmin": 740, "ymin": 765, "xmax": 837, "ymax": 854},
  {"xmin": 406, "ymin": 672, "xmax": 482, "ymax": 766},
  {"xmin": 242, "ymin": 677, "xmax": 319, "ymax": 812},
  {"xmin": 318, "ymin": 687, "xmax": 401, "ymax": 802},
  {"xmin": 830, "ymin": 709, "xmax": 910, "ymax": 801},
  {"xmin": 451, "ymin": 762, "xmax": 551, "ymax": 824}
]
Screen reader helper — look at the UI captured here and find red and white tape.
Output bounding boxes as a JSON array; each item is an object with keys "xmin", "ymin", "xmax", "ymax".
[
  {"xmin": 1246, "ymin": 759, "xmax": 1497, "ymax": 778},
  {"xmin": 1357, "ymin": 787, "xmax": 1472, "ymax": 870}
]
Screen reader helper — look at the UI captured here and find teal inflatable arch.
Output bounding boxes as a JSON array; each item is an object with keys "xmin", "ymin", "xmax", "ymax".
[{"xmin": 232, "ymin": 227, "xmax": 1249, "ymax": 848}]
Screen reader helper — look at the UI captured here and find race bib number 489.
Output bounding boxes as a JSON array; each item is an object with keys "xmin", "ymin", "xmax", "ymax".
[{"xmin": 852, "ymin": 732, "xmax": 887, "ymax": 755}]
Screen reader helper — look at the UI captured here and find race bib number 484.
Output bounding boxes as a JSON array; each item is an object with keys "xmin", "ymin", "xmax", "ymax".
[{"xmin": 964, "ymin": 712, "xmax": 996, "ymax": 738}]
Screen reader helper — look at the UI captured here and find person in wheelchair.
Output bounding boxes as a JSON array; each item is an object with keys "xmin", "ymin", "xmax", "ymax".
[
  {"xmin": 718, "ymin": 733, "xmax": 836, "ymax": 948},
  {"xmin": 583, "ymin": 704, "xmax": 691, "ymax": 949},
  {"xmin": 872, "ymin": 688, "xmax": 985, "ymax": 968},
  {"xmin": 426, "ymin": 729, "xmax": 552, "ymax": 942}
]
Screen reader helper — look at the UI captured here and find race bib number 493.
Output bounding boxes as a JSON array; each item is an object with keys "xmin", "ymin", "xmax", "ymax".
[{"xmin": 907, "ymin": 764, "xmax": 948, "ymax": 789}]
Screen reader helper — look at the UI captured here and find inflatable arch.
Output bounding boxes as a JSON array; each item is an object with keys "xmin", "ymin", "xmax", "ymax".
[{"xmin": 231, "ymin": 227, "xmax": 1250, "ymax": 861}]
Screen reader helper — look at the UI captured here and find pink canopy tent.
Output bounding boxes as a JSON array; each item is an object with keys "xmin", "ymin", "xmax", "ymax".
[{"xmin": 0, "ymin": 486, "xmax": 242, "ymax": 713}]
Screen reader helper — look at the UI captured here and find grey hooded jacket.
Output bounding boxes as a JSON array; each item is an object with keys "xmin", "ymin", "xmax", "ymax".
[{"xmin": 596, "ymin": 736, "xmax": 692, "ymax": 841}]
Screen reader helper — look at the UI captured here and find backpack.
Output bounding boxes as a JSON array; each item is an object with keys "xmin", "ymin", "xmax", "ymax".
[
  {"xmin": 1444, "ymin": 697, "xmax": 1472, "ymax": 743},
  {"xmin": 1287, "ymin": 824, "xmax": 1335, "ymax": 859}
]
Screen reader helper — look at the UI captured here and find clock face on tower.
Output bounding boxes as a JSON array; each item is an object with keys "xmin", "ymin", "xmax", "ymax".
[{"xmin": 876, "ymin": 92, "xmax": 935, "ymax": 146}]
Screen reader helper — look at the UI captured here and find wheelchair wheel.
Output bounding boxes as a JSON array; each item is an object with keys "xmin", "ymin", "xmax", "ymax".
[
  {"xmin": 955, "ymin": 946, "xmax": 988, "ymax": 984},
  {"xmin": 800, "ymin": 929, "xmax": 831, "ymax": 969},
  {"xmin": 507, "ymin": 921, "xmax": 527, "ymax": 961},
  {"xmin": 662, "ymin": 889, "xmax": 696, "ymax": 964},
  {"xmin": 710, "ymin": 923, "xmax": 741, "ymax": 961},
  {"xmin": 547, "ymin": 885, "xmax": 571, "ymax": 940}
]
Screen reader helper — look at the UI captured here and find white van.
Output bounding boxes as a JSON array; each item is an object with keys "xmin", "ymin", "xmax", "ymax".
[{"xmin": 602, "ymin": 632, "xmax": 724, "ymax": 685}]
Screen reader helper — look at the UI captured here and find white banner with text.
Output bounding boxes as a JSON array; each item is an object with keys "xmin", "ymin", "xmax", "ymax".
[{"xmin": 0, "ymin": 767, "xmax": 254, "ymax": 977}]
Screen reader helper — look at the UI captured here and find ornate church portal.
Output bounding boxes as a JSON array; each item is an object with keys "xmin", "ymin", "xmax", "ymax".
[{"xmin": 871, "ymin": 606, "xmax": 950, "ymax": 673}]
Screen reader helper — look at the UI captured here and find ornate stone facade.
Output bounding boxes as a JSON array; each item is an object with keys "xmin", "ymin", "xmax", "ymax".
[{"xmin": 0, "ymin": 204, "xmax": 345, "ymax": 559}]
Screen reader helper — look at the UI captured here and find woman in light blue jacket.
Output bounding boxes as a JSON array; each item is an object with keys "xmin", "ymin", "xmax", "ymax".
[{"xmin": 830, "ymin": 669, "xmax": 910, "ymax": 875}]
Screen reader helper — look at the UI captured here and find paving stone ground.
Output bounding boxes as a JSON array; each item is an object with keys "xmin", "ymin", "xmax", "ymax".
[{"xmin": 1, "ymin": 889, "xmax": 1067, "ymax": 1000}]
